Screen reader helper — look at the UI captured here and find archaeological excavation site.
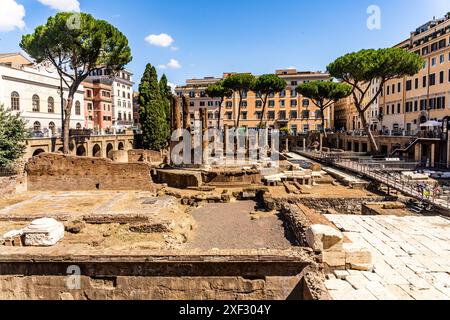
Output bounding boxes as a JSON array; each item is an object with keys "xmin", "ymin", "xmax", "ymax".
[{"xmin": 1, "ymin": 131, "xmax": 449, "ymax": 301}]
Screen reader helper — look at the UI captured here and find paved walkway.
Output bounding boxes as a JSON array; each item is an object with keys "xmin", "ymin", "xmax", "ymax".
[{"xmin": 324, "ymin": 214, "xmax": 450, "ymax": 300}]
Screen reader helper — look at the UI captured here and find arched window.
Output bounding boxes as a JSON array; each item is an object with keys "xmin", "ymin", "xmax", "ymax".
[
  {"xmin": 33, "ymin": 121, "xmax": 41, "ymax": 132},
  {"xmin": 48, "ymin": 122, "xmax": 55, "ymax": 134},
  {"xmin": 11, "ymin": 92, "xmax": 20, "ymax": 111},
  {"xmin": 75, "ymin": 101, "xmax": 81, "ymax": 115},
  {"xmin": 32, "ymin": 95, "xmax": 40, "ymax": 112},
  {"xmin": 48, "ymin": 97, "xmax": 54, "ymax": 113},
  {"xmin": 76, "ymin": 123, "xmax": 82, "ymax": 129}
]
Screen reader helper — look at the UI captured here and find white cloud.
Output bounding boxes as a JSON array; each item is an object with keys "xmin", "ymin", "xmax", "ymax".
[
  {"xmin": 286, "ymin": 66, "xmax": 296, "ymax": 70},
  {"xmin": 158, "ymin": 59, "xmax": 181, "ymax": 70},
  {"xmin": 37, "ymin": 0, "xmax": 80, "ymax": 12},
  {"xmin": 170, "ymin": 46, "xmax": 179, "ymax": 51},
  {"xmin": 0, "ymin": 0, "xmax": 25, "ymax": 32},
  {"xmin": 145, "ymin": 33, "xmax": 174, "ymax": 47}
]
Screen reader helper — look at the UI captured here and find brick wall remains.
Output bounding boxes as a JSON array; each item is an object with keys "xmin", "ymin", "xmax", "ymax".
[{"xmin": 25, "ymin": 153, "xmax": 153, "ymax": 191}]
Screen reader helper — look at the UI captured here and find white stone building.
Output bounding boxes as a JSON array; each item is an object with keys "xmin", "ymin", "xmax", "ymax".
[
  {"xmin": 0, "ymin": 53, "xmax": 85, "ymax": 136},
  {"xmin": 87, "ymin": 68, "xmax": 135, "ymax": 128}
]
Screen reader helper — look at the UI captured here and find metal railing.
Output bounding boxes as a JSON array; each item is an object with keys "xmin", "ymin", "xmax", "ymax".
[{"xmin": 297, "ymin": 150, "xmax": 450, "ymax": 211}]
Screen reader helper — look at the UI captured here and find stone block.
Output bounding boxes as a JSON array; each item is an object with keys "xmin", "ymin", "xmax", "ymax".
[
  {"xmin": 323, "ymin": 251, "xmax": 346, "ymax": 268},
  {"xmin": 343, "ymin": 243, "xmax": 373, "ymax": 271},
  {"xmin": 306, "ymin": 224, "xmax": 343, "ymax": 252},
  {"xmin": 23, "ymin": 218, "xmax": 64, "ymax": 247}
]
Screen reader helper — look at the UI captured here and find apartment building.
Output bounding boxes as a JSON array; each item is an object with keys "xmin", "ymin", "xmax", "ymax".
[
  {"xmin": 82, "ymin": 79, "xmax": 113, "ymax": 131},
  {"xmin": 0, "ymin": 53, "xmax": 85, "ymax": 136},
  {"xmin": 175, "ymin": 69, "xmax": 331, "ymax": 134},
  {"xmin": 87, "ymin": 68, "xmax": 135, "ymax": 128},
  {"xmin": 381, "ymin": 13, "xmax": 450, "ymax": 135}
]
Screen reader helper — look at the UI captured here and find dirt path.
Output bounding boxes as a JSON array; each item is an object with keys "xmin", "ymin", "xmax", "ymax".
[{"xmin": 186, "ymin": 201, "xmax": 297, "ymax": 250}]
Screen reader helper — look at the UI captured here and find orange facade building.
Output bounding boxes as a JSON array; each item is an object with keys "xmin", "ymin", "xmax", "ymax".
[{"xmin": 176, "ymin": 69, "xmax": 331, "ymax": 134}]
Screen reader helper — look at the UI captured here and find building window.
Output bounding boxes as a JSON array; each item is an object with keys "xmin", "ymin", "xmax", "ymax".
[
  {"xmin": 406, "ymin": 80, "xmax": 412, "ymax": 91},
  {"xmin": 33, "ymin": 121, "xmax": 41, "ymax": 132},
  {"xmin": 226, "ymin": 112, "xmax": 232, "ymax": 120},
  {"xmin": 302, "ymin": 99, "xmax": 309, "ymax": 107},
  {"xmin": 268, "ymin": 111, "xmax": 275, "ymax": 120},
  {"xmin": 280, "ymin": 100, "xmax": 285, "ymax": 107},
  {"xmin": 415, "ymin": 78, "xmax": 419, "ymax": 89},
  {"xmin": 268, "ymin": 100, "xmax": 275, "ymax": 108},
  {"xmin": 255, "ymin": 100, "xmax": 262, "ymax": 108},
  {"xmin": 290, "ymin": 111, "xmax": 297, "ymax": 119},
  {"xmin": 118, "ymin": 112, "xmax": 122, "ymax": 120},
  {"xmin": 291, "ymin": 89, "xmax": 297, "ymax": 97},
  {"xmin": 76, "ymin": 123, "xmax": 82, "ymax": 129},
  {"xmin": 397, "ymin": 83, "xmax": 401, "ymax": 92},
  {"xmin": 48, "ymin": 122, "xmax": 55, "ymax": 135},
  {"xmin": 200, "ymin": 101, "xmax": 205, "ymax": 107},
  {"xmin": 431, "ymin": 57, "xmax": 436, "ymax": 66},
  {"xmin": 429, "ymin": 73, "xmax": 436, "ymax": 86},
  {"xmin": 208, "ymin": 101, "xmax": 214, "ymax": 107},
  {"xmin": 240, "ymin": 101, "xmax": 247, "ymax": 108},
  {"xmin": 422, "ymin": 76, "xmax": 427, "ymax": 88},
  {"xmin": 440, "ymin": 54, "xmax": 444, "ymax": 64},
  {"xmin": 75, "ymin": 101, "xmax": 81, "ymax": 115},
  {"xmin": 280, "ymin": 90, "xmax": 286, "ymax": 98},
  {"xmin": 88, "ymin": 103, "xmax": 93, "ymax": 111},
  {"xmin": 48, "ymin": 97, "xmax": 54, "ymax": 113},
  {"xmin": 255, "ymin": 112, "xmax": 262, "ymax": 120},
  {"xmin": 10, "ymin": 92, "xmax": 20, "ymax": 111},
  {"xmin": 279, "ymin": 111, "xmax": 286, "ymax": 120},
  {"xmin": 302, "ymin": 110, "xmax": 310, "ymax": 119},
  {"xmin": 439, "ymin": 71, "xmax": 444, "ymax": 84},
  {"xmin": 291, "ymin": 100, "xmax": 298, "ymax": 107},
  {"xmin": 226, "ymin": 101, "xmax": 232, "ymax": 108},
  {"xmin": 241, "ymin": 112, "xmax": 247, "ymax": 120},
  {"xmin": 32, "ymin": 95, "xmax": 40, "ymax": 112}
]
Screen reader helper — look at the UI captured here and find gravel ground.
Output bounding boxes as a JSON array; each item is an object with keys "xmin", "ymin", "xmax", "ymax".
[{"xmin": 186, "ymin": 201, "xmax": 297, "ymax": 250}]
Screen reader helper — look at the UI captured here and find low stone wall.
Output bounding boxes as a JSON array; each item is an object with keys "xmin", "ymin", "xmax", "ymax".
[
  {"xmin": 154, "ymin": 169, "xmax": 203, "ymax": 189},
  {"xmin": 128, "ymin": 149, "xmax": 163, "ymax": 163},
  {"xmin": 26, "ymin": 153, "xmax": 153, "ymax": 191},
  {"xmin": 0, "ymin": 249, "xmax": 320, "ymax": 300},
  {"xmin": 299, "ymin": 197, "xmax": 387, "ymax": 215},
  {"xmin": 203, "ymin": 169, "xmax": 262, "ymax": 186}
]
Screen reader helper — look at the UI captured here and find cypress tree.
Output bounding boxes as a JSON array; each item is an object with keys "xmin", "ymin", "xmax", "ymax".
[
  {"xmin": 138, "ymin": 64, "xmax": 170, "ymax": 150},
  {"xmin": 159, "ymin": 74, "xmax": 172, "ymax": 133}
]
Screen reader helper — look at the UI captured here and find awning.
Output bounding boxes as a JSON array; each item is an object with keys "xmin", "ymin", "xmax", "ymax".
[{"xmin": 420, "ymin": 120, "xmax": 442, "ymax": 128}]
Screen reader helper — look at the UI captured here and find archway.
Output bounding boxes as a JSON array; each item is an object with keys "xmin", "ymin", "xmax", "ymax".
[
  {"xmin": 32, "ymin": 149, "xmax": 45, "ymax": 157},
  {"xmin": 106, "ymin": 143, "xmax": 114, "ymax": 159},
  {"xmin": 118, "ymin": 142, "xmax": 124, "ymax": 150},
  {"xmin": 76, "ymin": 145, "xmax": 86, "ymax": 157},
  {"xmin": 92, "ymin": 144, "xmax": 101, "ymax": 158}
]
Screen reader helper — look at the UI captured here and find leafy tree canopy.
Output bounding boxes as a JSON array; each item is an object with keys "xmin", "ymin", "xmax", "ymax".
[
  {"xmin": 21, "ymin": 12, "xmax": 132, "ymax": 84},
  {"xmin": 0, "ymin": 106, "xmax": 27, "ymax": 169},
  {"xmin": 252, "ymin": 74, "xmax": 286, "ymax": 96},
  {"xmin": 327, "ymin": 48, "xmax": 423, "ymax": 85},
  {"xmin": 296, "ymin": 81, "xmax": 352, "ymax": 105},
  {"xmin": 223, "ymin": 73, "xmax": 256, "ymax": 93},
  {"xmin": 205, "ymin": 80, "xmax": 232, "ymax": 99}
]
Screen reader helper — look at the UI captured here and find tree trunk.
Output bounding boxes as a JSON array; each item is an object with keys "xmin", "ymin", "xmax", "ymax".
[
  {"xmin": 63, "ymin": 94, "xmax": 74, "ymax": 154},
  {"xmin": 360, "ymin": 110, "xmax": 379, "ymax": 153}
]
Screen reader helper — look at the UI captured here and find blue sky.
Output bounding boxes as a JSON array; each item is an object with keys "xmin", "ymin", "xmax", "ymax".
[{"xmin": 0, "ymin": 0, "xmax": 449, "ymax": 88}]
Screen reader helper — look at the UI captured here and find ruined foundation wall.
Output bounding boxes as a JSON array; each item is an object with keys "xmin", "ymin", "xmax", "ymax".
[
  {"xmin": 128, "ymin": 149, "xmax": 163, "ymax": 163},
  {"xmin": 0, "ymin": 250, "xmax": 316, "ymax": 300},
  {"xmin": 298, "ymin": 197, "xmax": 387, "ymax": 215},
  {"xmin": 26, "ymin": 153, "xmax": 153, "ymax": 192}
]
